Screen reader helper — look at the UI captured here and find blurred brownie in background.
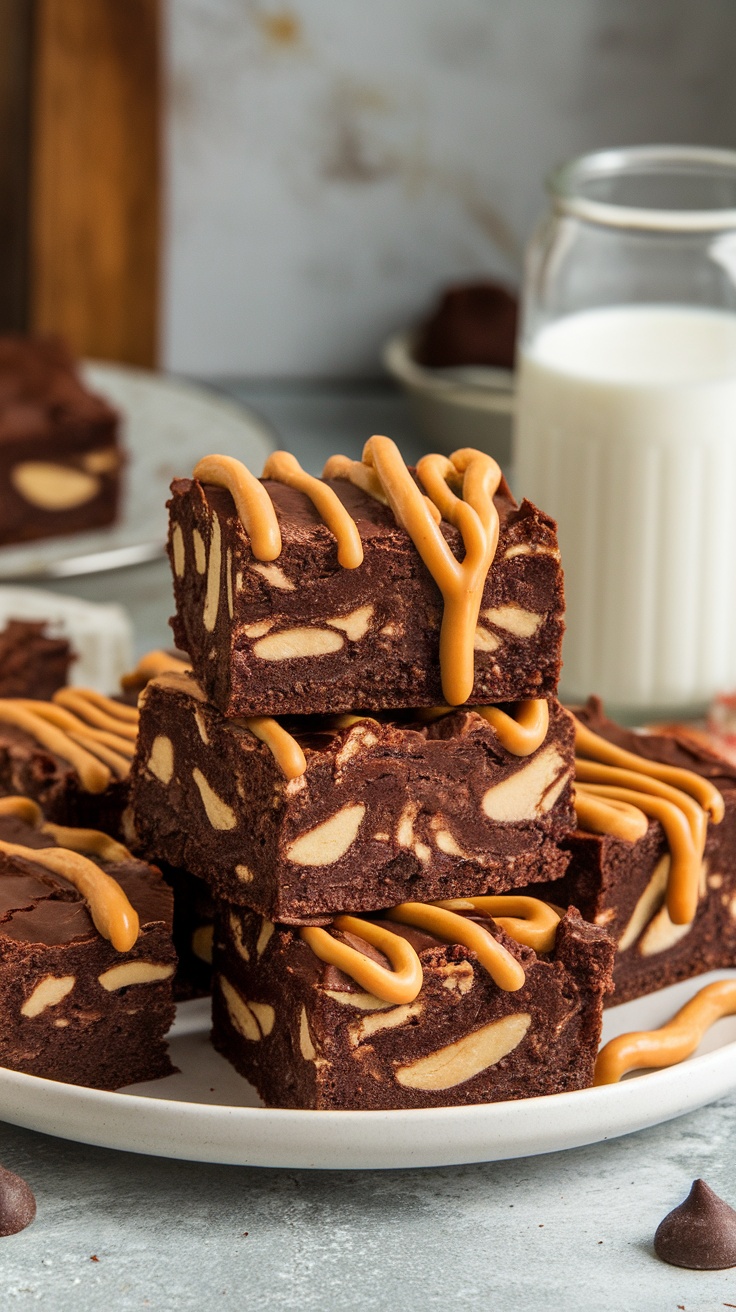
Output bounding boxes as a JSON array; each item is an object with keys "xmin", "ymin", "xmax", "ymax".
[
  {"xmin": 0, "ymin": 335, "xmax": 123, "ymax": 546},
  {"xmin": 414, "ymin": 281, "xmax": 519, "ymax": 371},
  {"xmin": 0, "ymin": 618, "xmax": 73, "ymax": 698}
]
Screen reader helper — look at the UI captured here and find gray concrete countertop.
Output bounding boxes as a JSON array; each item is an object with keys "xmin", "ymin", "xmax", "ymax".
[{"xmin": 2, "ymin": 381, "xmax": 735, "ymax": 1311}]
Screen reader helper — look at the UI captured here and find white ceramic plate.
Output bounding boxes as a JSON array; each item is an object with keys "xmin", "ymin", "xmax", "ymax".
[
  {"xmin": 0, "ymin": 970, "xmax": 735, "ymax": 1170},
  {"xmin": 0, "ymin": 363, "xmax": 275, "ymax": 581}
]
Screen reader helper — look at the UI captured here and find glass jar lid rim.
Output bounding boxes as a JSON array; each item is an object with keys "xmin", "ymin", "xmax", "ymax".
[{"xmin": 548, "ymin": 145, "xmax": 736, "ymax": 232}]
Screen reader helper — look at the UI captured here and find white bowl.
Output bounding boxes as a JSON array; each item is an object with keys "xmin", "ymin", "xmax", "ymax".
[{"xmin": 383, "ymin": 330, "xmax": 516, "ymax": 468}]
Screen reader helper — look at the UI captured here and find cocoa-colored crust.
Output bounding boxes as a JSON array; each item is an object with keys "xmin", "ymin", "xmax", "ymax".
[
  {"xmin": 534, "ymin": 699, "xmax": 736, "ymax": 1005},
  {"xmin": 0, "ymin": 813, "xmax": 176, "ymax": 1090},
  {"xmin": 0, "ymin": 620, "xmax": 73, "ymax": 699},
  {"xmin": 167, "ymin": 474, "xmax": 564, "ymax": 717},
  {"xmin": 211, "ymin": 904, "xmax": 615, "ymax": 1110},
  {"xmin": 130, "ymin": 678, "xmax": 575, "ymax": 923},
  {"xmin": 0, "ymin": 719, "xmax": 128, "ymax": 838},
  {"xmin": 0, "ymin": 336, "xmax": 122, "ymax": 546}
]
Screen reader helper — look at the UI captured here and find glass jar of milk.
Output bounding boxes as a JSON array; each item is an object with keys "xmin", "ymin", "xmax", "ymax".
[{"xmin": 514, "ymin": 145, "xmax": 736, "ymax": 720}]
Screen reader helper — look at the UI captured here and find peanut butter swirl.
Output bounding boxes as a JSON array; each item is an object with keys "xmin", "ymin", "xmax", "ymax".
[
  {"xmin": 301, "ymin": 896, "xmax": 561, "ymax": 1004},
  {"xmin": 193, "ymin": 439, "xmax": 509, "ymax": 707},
  {"xmin": 572, "ymin": 716, "xmax": 724, "ymax": 927},
  {"xmin": 0, "ymin": 838, "xmax": 139, "ymax": 952},
  {"xmin": 594, "ymin": 978, "xmax": 736, "ymax": 1085}
]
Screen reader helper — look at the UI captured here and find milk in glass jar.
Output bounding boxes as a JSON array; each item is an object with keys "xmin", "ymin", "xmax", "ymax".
[{"xmin": 514, "ymin": 146, "xmax": 736, "ymax": 719}]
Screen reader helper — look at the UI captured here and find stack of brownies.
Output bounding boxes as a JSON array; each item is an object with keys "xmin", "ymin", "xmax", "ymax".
[
  {"xmin": 0, "ymin": 435, "xmax": 734, "ymax": 1101},
  {"xmin": 130, "ymin": 439, "xmax": 619, "ymax": 1109}
]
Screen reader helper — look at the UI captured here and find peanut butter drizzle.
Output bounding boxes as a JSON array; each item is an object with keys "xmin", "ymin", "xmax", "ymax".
[
  {"xmin": 573, "ymin": 791, "xmax": 649, "ymax": 844},
  {"xmin": 417, "ymin": 699, "xmax": 549, "ymax": 757},
  {"xmin": 120, "ymin": 650, "xmax": 192, "ymax": 691},
  {"xmin": 145, "ymin": 670, "xmax": 308, "ymax": 782},
  {"xmin": 572, "ymin": 716, "xmax": 724, "ymax": 927},
  {"xmin": 240, "ymin": 715, "xmax": 307, "ymax": 781},
  {"xmin": 577, "ymin": 784, "xmax": 701, "ymax": 925},
  {"xmin": 262, "ymin": 451, "xmax": 364, "ymax": 568},
  {"xmin": 18, "ymin": 701, "xmax": 135, "ymax": 773},
  {"xmin": 594, "ymin": 978, "xmax": 736, "ymax": 1085},
  {"xmin": 303, "ymin": 897, "xmax": 559, "ymax": 1003},
  {"xmin": 475, "ymin": 700, "xmax": 549, "ymax": 756},
  {"xmin": 53, "ymin": 688, "xmax": 139, "ymax": 737},
  {"xmin": 575, "ymin": 760, "xmax": 707, "ymax": 851},
  {"xmin": 0, "ymin": 794, "xmax": 132, "ymax": 863},
  {"xmin": 195, "ymin": 441, "xmax": 506, "ymax": 705},
  {"xmin": 0, "ymin": 796, "xmax": 43, "ymax": 824},
  {"xmin": 41, "ymin": 824, "xmax": 133, "ymax": 864},
  {"xmin": 573, "ymin": 717, "xmax": 724, "ymax": 822},
  {"xmin": 0, "ymin": 839, "xmax": 139, "ymax": 952},
  {"xmin": 342, "ymin": 439, "xmax": 502, "ymax": 706},
  {"xmin": 386, "ymin": 902, "xmax": 525, "ymax": 991},
  {"xmin": 435, "ymin": 896, "xmax": 561, "ymax": 955},
  {"xmin": 0, "ymin": 702, "xmax": 111, "ymax": 792},
  {"xmin": 193, "ymin": 454, "xmax": 282, "ymax": 560},
  {"xmin": 301, "ymin": 916, "xmax": 424, "ymax": 1005},
  {"xmin": 323, "ymin": 452, "xmax": 442, "ymax": 524}
]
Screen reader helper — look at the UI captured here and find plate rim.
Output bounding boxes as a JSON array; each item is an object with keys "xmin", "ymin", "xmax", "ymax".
[{"xmin": 2, "ymin": 991, "xmax": 736, "ymax": 1170}]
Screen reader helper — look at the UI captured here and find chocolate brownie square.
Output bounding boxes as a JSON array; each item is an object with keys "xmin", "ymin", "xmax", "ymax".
[
  {"xmin": 167, "ymin": 446, "xmax": 564, "ymax": 717},
  {"xmin": 0, "ymin": 619, "xmax": 73, "ymax": 699},
  {"xmin": 0, "ymin": 686, "xmax": 138, "ymax": 837},
  {"xmin": 131, "ymin": 671, "xmax": 575, "ymax": 923},
  {"xmin": 0, "ymin": 336, "xmax": 122, "ymax": 546},
  {"xmin": 533, "ymin": 701, "xmax": 736, "ymax": 1004},
  {"xmin": 0, "ymin": 797, "xmax": 175, "ymax": 1089},
  {"xmin": 211, "ymin": 898, "xmax": 614, "ymax": 1109}
]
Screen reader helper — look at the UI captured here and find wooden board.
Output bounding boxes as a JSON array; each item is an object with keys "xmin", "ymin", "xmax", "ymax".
[
  {"xmin": 0, "ymin": 0, "xmax": 34, "ymax": 331},
  {"xmin": 30, "ymin": 0, "xmax": 160, "ymax": 365}
]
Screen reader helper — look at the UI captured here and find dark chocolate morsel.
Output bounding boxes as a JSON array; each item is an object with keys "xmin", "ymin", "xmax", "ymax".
[
  {"xmin": 0, "ymin": 1165, "xmax": 36, "ymax": 1236},
  {"xmin": 654, "ymin": 1179, "xmax": 736, "ymax": 1270}
]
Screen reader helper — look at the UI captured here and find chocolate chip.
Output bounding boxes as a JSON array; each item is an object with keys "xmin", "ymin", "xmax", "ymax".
[
  {"xmin": 0, "ymin": 1165, "xmax": 36, "ymax": 1236},
  {"xmin": 654, "ymin": 1179, "xmax": 736, "ymax": 1270}
]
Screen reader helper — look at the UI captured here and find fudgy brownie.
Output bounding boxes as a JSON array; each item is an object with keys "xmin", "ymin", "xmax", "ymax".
[
  {"xmin": 0, "ymin": 336, "xmax": 122, "ymax": 546},
  {"xmin": 533, "ymin": 700, "xmax": 736, "ymax": 1005},
  {"xmin": 167, "ymin": 443, "xmax": 564, "ymax": 717},
  {"xmin": 212, "ymin": 899, "xmax": 615, "ymax": 1110},
  {"xmin": 0, "ymin": 797, "xmax": 175, "ymax": 1089},
  {"xmin": 0, "ymin": 619, "xmax": 73, "ymax": 698},
  {"xmin": 131, "ymin": 671, "xmax": 575, "ymax": 923},
  {"xmin": 0, "ymin": 687, "xmax": 138, "ymax": 837}
]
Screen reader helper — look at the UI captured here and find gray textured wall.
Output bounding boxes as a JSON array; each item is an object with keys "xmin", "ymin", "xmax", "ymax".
[{"xmin": 162, "ymin": 0, "xmax": 736, "ymax": 376}]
